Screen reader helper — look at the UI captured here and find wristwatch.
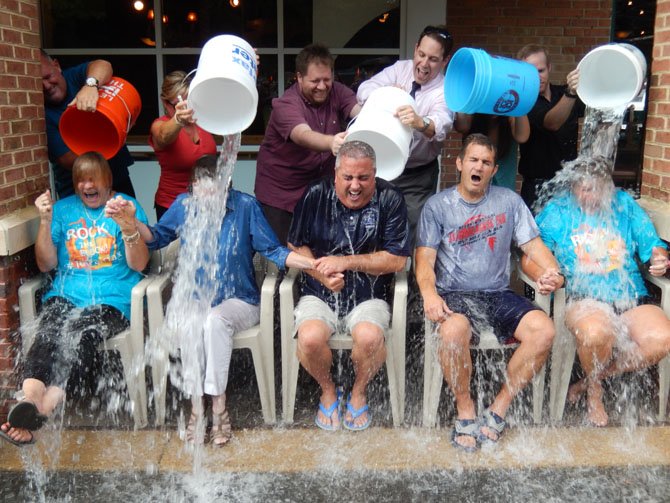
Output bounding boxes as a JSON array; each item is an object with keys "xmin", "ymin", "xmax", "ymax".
[
  {"xmin": 564, "ymin": 88, "xmax": 577, "ymax": 99},
  {"xmin": 417, "ymin": 116, "xmax": 431, "ymax": 132},
  {"xmin": 85, "ymin": 77, "xmax": 99, "ymax": 88}
]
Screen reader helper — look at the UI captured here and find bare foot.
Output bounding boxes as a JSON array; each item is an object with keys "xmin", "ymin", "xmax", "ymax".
[
  {"xmin": 585, "ymin": 385, "xmax": 608, "ymax": 427},
  {"xmin": 567, "ymin": 379, "xmax": 587, "ymax": 404},
  {"xmin": 1, "ymin": 422, "xmax": 34, "ymax": 444}
]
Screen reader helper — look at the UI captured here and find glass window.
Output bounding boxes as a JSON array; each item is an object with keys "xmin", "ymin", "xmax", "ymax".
[
  {"xmin": 162, "ymin": 0, "xmax": 277, "ymax": 48},
  {"xmin": 41, "ymin": 0, "xmax": 156, "ymax": 49}
]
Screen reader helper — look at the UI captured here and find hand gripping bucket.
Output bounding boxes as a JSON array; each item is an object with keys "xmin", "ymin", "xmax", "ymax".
[
  {"xmin": 445, "ymin": 47, "xmax": 540, "ymax": 117},
  {"xmin": 345, "ymin": 86, "xmax": 414, "ymax": 181},
  {"xmin": 577, "ymin": 43, "xmax": 646, "ymax": 109},
  {"xmin": 59, "ymin": 77, "xmax": 141, "ymax": 160},
  {"xmin": 188, "ymin": 35, "xmax": 258, "ymax": 135}
]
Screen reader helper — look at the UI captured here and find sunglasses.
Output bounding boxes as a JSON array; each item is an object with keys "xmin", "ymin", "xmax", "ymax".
[{"xmin": 421, "ymin": 26, "xmax": 453, "ymax": 42}]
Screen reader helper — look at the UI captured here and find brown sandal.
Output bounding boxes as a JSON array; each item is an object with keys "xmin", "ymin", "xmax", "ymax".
[
  {"xmin": 185, "ymin": 412, "xmax": 206, "ymax": 444},
  {"xmin": 210, "ymin": 409, "xmax": 232, "ymax": 447}
]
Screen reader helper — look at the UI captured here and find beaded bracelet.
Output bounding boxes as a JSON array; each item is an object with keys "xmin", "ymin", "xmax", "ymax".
[{"xmin": 122, "ymin": 230, "xmax": 140, "ymax": 245}]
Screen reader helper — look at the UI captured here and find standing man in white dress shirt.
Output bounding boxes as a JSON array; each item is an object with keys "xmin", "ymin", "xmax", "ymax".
[{"xmin": 357, "ymin": 25, "xmax": 455, "ymax": 247}]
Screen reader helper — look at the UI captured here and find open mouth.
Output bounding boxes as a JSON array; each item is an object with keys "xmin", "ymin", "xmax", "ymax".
[
  {"xmin": 83, "ymin": 191, "xmax": 100, "ymax": 202},
  {"xmin": 471, "ymin": 174, "xmax": 482, "ymax": 183}
]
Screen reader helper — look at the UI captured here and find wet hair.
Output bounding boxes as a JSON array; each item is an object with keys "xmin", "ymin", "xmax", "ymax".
[
  {"xmin": 517, "ymin": 44, "xmax": 551, "ymax": 65},
  {"xmin": 458, "ymin": 133, "xmax": 497, "ymax": 163},
  {"xmin": 335, "ymin": 141, "xmax": 376, "ymax": 170},
  {"xmin": 417, "ymin": 25, "xmax": 453, "ymax": 59},
  {"xmin": 295, "ymin": 43, "xmax": 334, "ymax": 76},
  {"xmin": 189, "ymin": 154, "xmax": 218, "ymax": 185},
  {"xmin": 565, "ymin": 155, "xmax": 613, "ymax": 179},
  {"xmin": 160, "ymin": 71, "xmax": 191, "ymax": 110},
  {"xmin": 72, "ymin": 152, "xmax": 113, "ymax": 190}
]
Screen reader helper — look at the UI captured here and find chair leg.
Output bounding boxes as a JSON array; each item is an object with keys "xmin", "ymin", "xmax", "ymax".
[
  {"xmin": 117, "ymin": 345, "xmax": 148, "ymax": 429},
  {"xmin": 384, "ymin": 336, "xmax": 401, "ymax": 427},
  {"xmin": 532, "ymin": 365, "xmax": 546, "ymax": 423},
  {"xmin": 549, "ymin": 326, "xmax": 577, "ymax": 422},
  {"xmin": 422, "ymin": 329, "xmax": 443, "ymax": 428},
  {"xmin": 282, "ymin": 336, "xmax": 300, "ymax": 423},
  {"xmin": 151, "ymin": 342, "xmax": 170, "ymax": 427},
  {"xmin": 248, "ymin": 341, "xmax": 274, "ymax": 425},
  {"xmin": 658, "ymin": 354, "xmax": 670, "ymax": 421}
]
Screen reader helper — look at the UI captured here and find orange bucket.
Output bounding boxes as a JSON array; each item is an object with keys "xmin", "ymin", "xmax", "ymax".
[{"xmin": 59, "ymin": 77, "xmax": 142, "ymax": 159}]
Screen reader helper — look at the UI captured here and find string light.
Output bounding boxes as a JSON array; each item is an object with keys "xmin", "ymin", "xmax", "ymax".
[
  {"xmin": 147, "ymin": 9, "xmax": 154, "ymax": 20},
  {"xmin": 162, "ymin": 14, "xmax": 168, "ymax": 23},
  {"xmin": 133, "ymin": 0, "xmax": 144, "ymax": 11},
  {"xmin": 186, "ymin": 11, "xmax": 198, "ymax": 22},
  {"xmin": 230, "ymin": 0, "xmax": 240, "ymax": 7}
]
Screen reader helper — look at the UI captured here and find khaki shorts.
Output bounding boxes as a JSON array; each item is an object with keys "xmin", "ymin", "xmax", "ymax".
[{"xmin": 294, "ymin": 295, "xmax": 390, "ymax": 338}]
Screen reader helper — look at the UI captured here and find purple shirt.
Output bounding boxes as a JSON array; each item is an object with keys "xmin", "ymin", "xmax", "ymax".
[{"xmin": 254, "ymin": 82, "xmax": 358, "ymax": 212}]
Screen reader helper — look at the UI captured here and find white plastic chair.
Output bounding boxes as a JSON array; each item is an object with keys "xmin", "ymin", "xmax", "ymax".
[
  {"xmin": 422, "ymin": 269, "xmax": 550, "ymax": 427},
  {"xmin": 147, "ymin": 250, "xmax": 278, "ymax": 425},
  {"xmin": 16, "ymin": 247, "xmax": 172, "ymax": 429},
  {"xmin": 280, "ymin": 267, "xmax": 408, "ymax": 426},
  {"xmin": 549, "ymin": 271, "xmax": 670, "ymax": 422}
]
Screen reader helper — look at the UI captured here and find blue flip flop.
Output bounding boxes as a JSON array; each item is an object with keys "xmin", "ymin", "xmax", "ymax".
[
  {"xmin": 343, "ymin": 396, "xmax": 371, "ymax": 431},
  {"xmin": 315, "ymin": 388, "xmax": 343, "ymax": 431}
]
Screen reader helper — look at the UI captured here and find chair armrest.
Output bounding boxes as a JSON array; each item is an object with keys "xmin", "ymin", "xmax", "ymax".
[
  {"xmin": 517, "ymin": 267, "xmax": 554, "ymax": 315},
  {"xmin": 146, "ymin": 271, "xmax": 174, "ymax": 339},
  {"xmin": 18, "ymin": 276, "xmax": 46, "ymax": 324},
  {"xmin": 644, "ymin": 271, "xmax": 670, "ymax": 314},
  {"xmin": 392, "ymin": 269, "xmax": 408, "ymax": 332},
  {"xmin": 259, "ymin": 272, "xmax": 278, "ymax": 336},
  {"xmin": 279, "ymin": 268, "xmax": 300, "ymax": 337}
]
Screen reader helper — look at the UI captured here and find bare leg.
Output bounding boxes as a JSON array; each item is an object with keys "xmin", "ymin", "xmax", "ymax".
[
  {"xmin": 296, "ymin": 319, "xmax": 339, "ymax": 429},
  {"xmin": 346, "ymin": 322, "xmax": 386, "ymax": 428},
  {"xmin": 484, "ymin": 310, "xmax": 554, "ymax": 438},
  {"xmin": 565, "ymin": 300, "xmax": 615, "ymax": 426},
  {"xmin": 437, "ymin": 313, "xmax": 477, "ymax": 449}
]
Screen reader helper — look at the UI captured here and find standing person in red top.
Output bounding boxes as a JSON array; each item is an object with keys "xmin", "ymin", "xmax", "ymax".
[
  {"xmin": 254, "ymin": 43, "xmax": 361, "ymax": 244},
  {"xmin": 149, "ymin": 71, "xmax": 217, "ymax": 219}
]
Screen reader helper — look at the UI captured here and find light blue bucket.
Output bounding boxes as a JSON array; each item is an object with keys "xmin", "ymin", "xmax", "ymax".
[{"xmin": 445, "ymin": 47, "xmax": 540, "ymax": 117}]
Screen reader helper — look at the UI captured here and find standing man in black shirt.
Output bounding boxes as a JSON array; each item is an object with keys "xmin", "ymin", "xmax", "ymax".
[{"xmin": 517, "ymin": 45, "xmax": 584, "ymax": 211}]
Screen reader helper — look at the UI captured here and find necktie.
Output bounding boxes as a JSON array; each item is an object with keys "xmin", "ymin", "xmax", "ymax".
[{"xmin": 410, "ymin": 81, "xmax": 421, "ymax": 98}]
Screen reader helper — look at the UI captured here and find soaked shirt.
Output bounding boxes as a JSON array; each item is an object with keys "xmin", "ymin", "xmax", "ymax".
[
  {"xmin": 518, "ymin": 83, "xmax": 584, "ymax": 180},
  {"xmin": 418, "ymin": 186, "xmax": 538, "ymax": 292},
  {"xmin": 288, "ymin": 177, "xmax": 410, "ymax": 315},
  {"xmin": 254, "ymin": 82, "xmax": 358, "ymax": 212},
  {"xmin": 44, "ymin": 193, "xmax": 149, "ymax": 319},
  {"xmin": 537, "ymin": 190, "xmax": 666, "ymax": 304},
  {"xmin": 147, "ymin": 190, "xmax": 289, "ymax": 306}
]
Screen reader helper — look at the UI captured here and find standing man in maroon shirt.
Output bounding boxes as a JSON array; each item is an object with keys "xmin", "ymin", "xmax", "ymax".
[{"xmin": 254, "ymin": 43, "xmax": 361, "ymax": 244}]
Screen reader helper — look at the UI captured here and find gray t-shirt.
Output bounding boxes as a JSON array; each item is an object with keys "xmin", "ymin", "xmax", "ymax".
[{"xmin": 417, "ymin": 185, "xmax": 539, "ymax": 293}]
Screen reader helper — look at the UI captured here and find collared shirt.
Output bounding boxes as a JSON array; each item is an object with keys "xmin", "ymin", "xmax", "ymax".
[
  {"xmin": 288, "ymin": 177, "xmax": 410, "ymax": 315},
  {"xmin": 518, "ymin": 83, "xmax": 585, "ymax": 180},
  {"xmin": 147, "ymin": 190, "xmax": 290, "ymax": 306},
  {"xmin": 357, "ymin": 59, "xmax": 454, "ymax": 169},
  {"xmin": 254, "ymin": 82, "xmax": 358, "ymax": 212},
  {"xmin": 45, "ymin": 62, "xmax": 134, "ymax": 198}
]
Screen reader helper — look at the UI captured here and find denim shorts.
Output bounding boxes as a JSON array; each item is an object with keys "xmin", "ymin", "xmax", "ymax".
[
  {"xmin": 294, "ymin": 295, "xmax": 390, "ymax": 338},
  {"xmin": 440, "ymin": 289, "xmax": 541, "ymax": 344}
]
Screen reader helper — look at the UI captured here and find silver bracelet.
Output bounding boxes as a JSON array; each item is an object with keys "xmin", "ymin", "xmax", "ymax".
[{"xmin": 122, "ymin": 230, "xmax": 140, "ymax": 245}]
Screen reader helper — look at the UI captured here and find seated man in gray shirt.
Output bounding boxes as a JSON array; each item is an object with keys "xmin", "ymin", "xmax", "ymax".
[{"xmin": 415, "ymin": 134, "xmax": 563, "ymax": 452}]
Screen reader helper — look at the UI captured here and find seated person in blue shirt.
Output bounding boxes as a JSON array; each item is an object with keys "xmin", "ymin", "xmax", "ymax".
[
  {"xmin": 107, "ymin": 154, "xmax": 314, "ymax": 447},
  {"xmin": 1, "ymin": 152, "xmax": 149, "ymax": 447},
  {"xmin": 288, "ymin": 140, "xmax": 410, "ymax": 431},
  {"xmin": 535, "ymin": 155, "xmax": 670, "ymax": 426}
]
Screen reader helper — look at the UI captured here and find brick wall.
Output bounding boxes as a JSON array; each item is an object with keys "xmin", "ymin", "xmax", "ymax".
[
  {"xmin": 440, "ymin": 0, "xmax": 613, "ymax": 189},
  {"xmin": 642, "ymin": 0, "xmax": 670, "ymax": 202},
  {"xmin": 0, "ymin": 0, "xmax": 45, "ymax": 420}
]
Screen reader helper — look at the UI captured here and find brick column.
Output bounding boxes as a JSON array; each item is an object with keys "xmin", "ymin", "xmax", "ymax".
[
  {"xmin": 0, "ymin": 0, "xmax": 47, "ymax": 421},
  {"xmin": 642, "ymin": 0, "xmax": 670, "ymax": 202}
]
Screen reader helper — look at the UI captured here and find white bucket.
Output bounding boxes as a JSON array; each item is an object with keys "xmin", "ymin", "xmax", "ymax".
[
  {"xmin": 345, "ymin": 86, "xmax": 414, "ymax": 181},
  {"xmin": 188, "ymin": 35, "xmax": 259, "ymax": 135},
  {"xmin": 577, "ymin": 43, "xmax": 646, "ymax": 109}
]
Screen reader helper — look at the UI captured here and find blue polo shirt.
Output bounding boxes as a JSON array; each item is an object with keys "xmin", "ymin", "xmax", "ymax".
[
  {"xmin": 147, "ymin": 190, "xmax": 290, "ymax": 306},
  {"xmin": 45, "ymin": 62, "xmax": 133, "ymax": 198},
  {"xmin": 288, "ymin": 177, "xmax": 410, "ymax": 315}
]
